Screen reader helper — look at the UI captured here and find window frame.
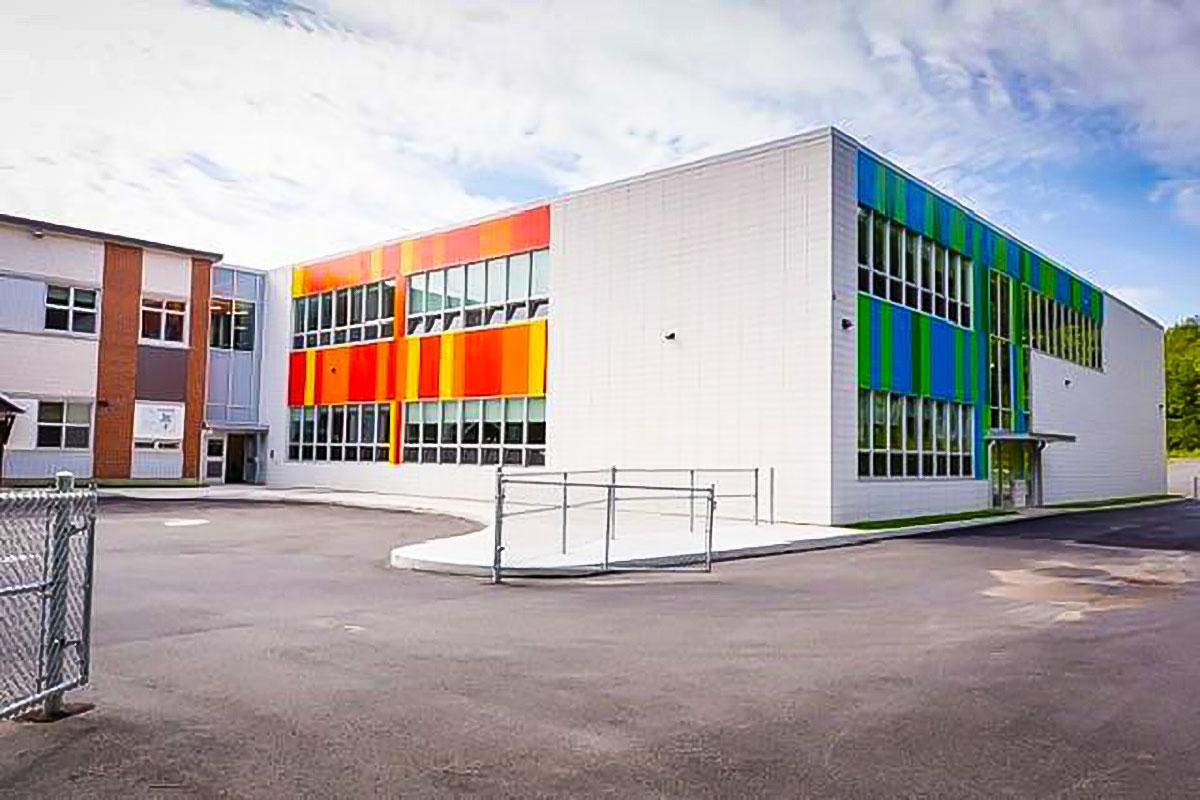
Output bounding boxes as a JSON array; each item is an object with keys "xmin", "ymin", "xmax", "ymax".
[
  {"xmin": 43, "ymin": 284, "xmax": 100, "ymax": 335},
  {"xmin": 140, "ymin": 296, "xmax": 188, "ymax": 345},
  {"xmin": 34, "ymin": 399, "xmax": 93, "ymax": 451}
]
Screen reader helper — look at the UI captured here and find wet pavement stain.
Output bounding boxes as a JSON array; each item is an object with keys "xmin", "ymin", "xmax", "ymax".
[{"xmin": 984, "ymin": 555, "xmax": 1195, "ymax": 622}]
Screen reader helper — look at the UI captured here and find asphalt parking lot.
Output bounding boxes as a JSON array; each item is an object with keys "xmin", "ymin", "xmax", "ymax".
[{"xmin": 4, "ymin": 499, "xmax": 1200, "ymax": 798}]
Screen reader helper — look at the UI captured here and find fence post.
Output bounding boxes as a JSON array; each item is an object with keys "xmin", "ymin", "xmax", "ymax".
[
  {"xmin": 769, "ymin": 467, "xmax": 775, "ymax": 525},
  {"xmin": 689, "ymin": 469, "xmax": 696, "ymax": 533},
  {"xmin": 753, "ymin": 467, "xmax": 760, "ymax": 525},
  {"xmin": 604, "ymin": 482, "xmax": 613, "ymax": 572},
  {"xmin": 41, "ymin": 471, "xmax": 74, "ymax": 717},
  {"xmin": 491, "ymin": 467, "xmax": 504, "ymax": 585},
  {"xmin": 704, "ymin": 485, "xmax": 716, "ymax": 573},
  {"xmin": 561, "ymin": 471, "xmax": 568, "ymax": 555}
]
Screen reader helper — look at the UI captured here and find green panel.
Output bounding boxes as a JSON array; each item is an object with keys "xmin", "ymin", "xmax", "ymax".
[
  {"xmin": 994, "ymin": 235, "xmax": 1007, "ymax": 273},
  {"xmin": 857, "ymin": 293, "xmax": 870, "ymax": 387},
  {"xmin": 919, "ymin": 316, "xmax": 932, "ymax": 395},
  {"xmin": 892, "ymin": 172, "xmax": 906, "ymax": 221},
  {"xmin": 1070, "ymin": 277, "xmax": 1082, "ymax": 310}
]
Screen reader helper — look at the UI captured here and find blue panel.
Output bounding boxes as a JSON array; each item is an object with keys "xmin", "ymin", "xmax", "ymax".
[
  {"xmin": 857, "ymin": 151, "xmax": 876, "ymax": 207},
  {"xmin": 1006, "ymin": 240, "xmax": 1021, "ymax": 279},
  {"xmin": 905, "ymin": 181, "xmax": 926, "ymax": 232},
  {"xmin": 929, "ymin": 320, "xmax": 955, "ymax": 400},
  {"xmin": 1055, "ymin": 270, "xmax": 1071, "ymax": 304},
  {"xmin": 937, "ymin": 203, "xmax": 952, "ymax": 250},
  {"xmin": 891, "ymin": 307, "xmax": 913, "ymax": 394}
]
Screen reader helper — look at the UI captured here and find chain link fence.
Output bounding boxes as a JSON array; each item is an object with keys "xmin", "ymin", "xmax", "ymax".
[{"xmin": 1, "ymin": 477, "xmax": 97, "ymax": 720}]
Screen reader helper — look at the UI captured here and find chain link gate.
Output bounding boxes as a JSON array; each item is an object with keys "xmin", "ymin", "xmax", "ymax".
[{"xmin": 0, "ymin": 475, "xmax": 97, "ymax": 720}]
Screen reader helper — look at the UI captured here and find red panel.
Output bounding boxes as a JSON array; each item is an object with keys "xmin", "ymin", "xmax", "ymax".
[
  {"xmin": 312, "ymin": 350, "xmax": 326, "ymax": 401},
  {"xmin": 418, "ymin": 336, "xmax": 441, "ymax": 398},
  {"xmin": 444, "ymin": 225, "xmax": 480, "ymax": 266},
  {"xmin": 510, "ymin": 206, "xmax": 550, "ymax": 252},
  {"xmin": 382, "ymin": 243, "xmax": 401, "ymax": 278},
  {"xmin": 462, "ymin": 328, "xmax": 502, "ymax": 397},
  {"xmin": 287, "ymin": 351, "xmax": 306, "ymax": 405},
  {"xmin": 348, "ymin": 343, "xmax": 378, "ymax": 402}
]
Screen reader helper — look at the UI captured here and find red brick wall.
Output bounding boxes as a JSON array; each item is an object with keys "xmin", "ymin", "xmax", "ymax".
[
  {"xmin": 182, "ymin": 258, "xmax": 211, "ymax": 479},
  {"xmin": 94, "ymin": 243, "xmax": 142, "ymax": 479}
]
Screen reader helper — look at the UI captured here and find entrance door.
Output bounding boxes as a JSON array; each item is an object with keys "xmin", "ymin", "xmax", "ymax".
[
  {"xmin": 225, "ymin": 434, "xmax": 246, "ymax": 483},
  {"xmin": 205, "ymin": 434, "xmax": 226, "ymax": 483},
  {"xmin": 990, "ymin": 441, "xmax": 1033, "ymax": 509}
]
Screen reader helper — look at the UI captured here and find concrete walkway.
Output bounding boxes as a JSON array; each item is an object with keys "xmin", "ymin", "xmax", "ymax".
[{"xmin": 98, "ymin": 484, "xmax": 1187, "ymax": 578}]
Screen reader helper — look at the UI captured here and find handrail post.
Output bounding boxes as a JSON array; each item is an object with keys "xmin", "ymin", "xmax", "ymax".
[
  {"xmin": 769, "ymin": 467, "xmax": 776, "ymax": 524},
  {"xmin": 609, "ymin": 465, "xmax": 617, "ymax": 541},
  {"xmin": 689, "ymin": 468, "xmax": 696, "ymax": 533},
  {"xmin": 491, "ymin": 467, "xmax": 504, "ymax": 585},
  {"xmin": 604, "ymin": 482, "xmax": 613, "ymax": 571},
  {"xmin": 561, "ymin": 471, "xmax": 568, "ymax": 555},
  {"xmin": 753, "ymin": 467, "xmax": 760, "ymax": 525},
  {"xmin": 704, "ymin": 485, "xmax": 716, "ymax": 573}
]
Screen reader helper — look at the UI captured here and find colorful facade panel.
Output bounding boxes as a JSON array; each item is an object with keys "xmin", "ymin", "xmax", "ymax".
[
  {"xmin": 857, "ymin": 151, "xmax": 1102, "ymax": 322},
  {"xmin": 286, "ymin": 319, "xmax": 548, "ymax": 407},
  {"xmin": 289, "ymin": 205, "xmax": 550, "ymax": 297},
  {"xmin": 857, "ymin": 295, "xmax": 976, "ymax": 405}
]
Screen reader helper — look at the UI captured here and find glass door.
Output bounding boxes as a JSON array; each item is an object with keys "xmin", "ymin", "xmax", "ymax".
[{"xmin": 205, "ymin": 434, "xmax": 226, "ymax": 484}]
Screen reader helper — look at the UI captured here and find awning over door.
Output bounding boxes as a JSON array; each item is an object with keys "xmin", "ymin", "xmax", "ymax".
[{"xmin": 985, "ymin": 430, "xmax": 1076, "ymax": 444}]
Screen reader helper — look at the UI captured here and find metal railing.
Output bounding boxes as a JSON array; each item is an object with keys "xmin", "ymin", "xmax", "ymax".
[
  {"xmin": 490, "ymin": 466, "xmax": 771, "ymax": 583},
  {"xmin": 1, "ymin": 472, "xmax": 96, "ymax": 720}
]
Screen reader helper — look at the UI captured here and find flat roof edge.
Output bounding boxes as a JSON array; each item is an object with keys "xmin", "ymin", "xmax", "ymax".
[{"xmin": 0, "ymin": 214, "xmax": 223, "ymax": 261}]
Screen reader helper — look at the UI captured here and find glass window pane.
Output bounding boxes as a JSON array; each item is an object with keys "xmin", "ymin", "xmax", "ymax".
[
  {"xmin": 486, "ymin": 259, "xmax": 505, "ymax": 303},
  {"xmin": 531, "ymin": 250, "xmax": 549, "ymax": 296},
  {"xmin": 45, "ymin": 306, "xmax": 69, "ymax": 331},
  {"xmin": 422, "ymin": 401, "xmax": 439, "ymax": 444},
  {"xmin": 65, "ymin": 402, "xmax": 90, "ymax": 424},
  {"xmin": 360, "ymin": 405, "xmax": 376, "ymax": 444},
  {"xmin": 462, "ymin": 400, "xmax": 481, "ymax": 444},
  {"xmin": 346, "ymin": 406, "xmax": 360, "ymax": 443},
  {"xmin": 527, "ymin": 397, "xmax": 546, "ymax": 446},
  {"xmin": 331, "ymin": 406, "xmax": 345, "ymax": 444},
  {"xmin": 445, "ymin": 266, "xmax": 464, "ymax": 309},
  {"xmin": 46, "ymin": 285, "xmax": 71, "ymax": 305},
  {"xmin": 36, "ymin": 425, "xmax": 62, "ymax": 448},
  {"xmin": 71, "ymin": 310, "xmax": 96, "ymax": 334},
  {"xmin": 141, "ymin": 309, "xmax": 162, "ymax": 340},
  {"xmin": 507, "ymin": 253, "xmax": 531, "ymax": 302},
  {"xmin": 74, "ymin": 288, "xmax": 97, "ymax": 309},
  {"xmin": 441, "ymin": 400, "xmax": 459, "ymax": 444},
  {"xmin": 365, "ymin": 283, "xmax": 380, "ymax": 321},
  {"xmin": 426, "ymin": 271, "xmax": 444, "ymax": 312},
  {"xmin": 483, "ymin": 398, "xmax": 502, "ymax": 444},
  {"xmin": 377, "ymin": 403, "xmax": 391, "ymax": 445},
  {"xmin": 350, "ymin": 287, "xmax": 364, "ymax": 324},
  {"xmin": 38, "ymin": 401, "xmax": 64, "ymax": 423},
  {"xmin": 408, "ymin": 273, "xmax": 426, "ymax": 314},
  {"xmin": 465, "ymin": 262, "xmax": 486, "ymax": 306},
  {"xmin": 381, "ymin": 280, "xmax": 395, "ymax": 320},
  {"xmin": 164, "ymin": 311, "xmax": 185, "ymax": 342},
  {"xmin": 233, "ymin": 301, "xmax": 255, "ymax": 351}
]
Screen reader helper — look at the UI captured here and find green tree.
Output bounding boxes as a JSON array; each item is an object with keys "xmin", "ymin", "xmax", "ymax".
[{"xmin": 1165, "ymin": 316, "xmax": 1200, "ymax": 455}]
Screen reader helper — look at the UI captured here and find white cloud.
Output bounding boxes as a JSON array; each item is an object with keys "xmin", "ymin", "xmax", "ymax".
[
  {"xmin": 1151, "ymin": 179, "xmax": 1200, "ymax": 229},
  {"xmin": 0, "ymin": 0, "xmax": 1197, "ymax": 269}
]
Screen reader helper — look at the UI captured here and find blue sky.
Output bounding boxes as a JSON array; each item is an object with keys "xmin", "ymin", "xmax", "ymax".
[{"xmin": 1, "ymin": 0, "xmax": 1197, "ymax": 323}]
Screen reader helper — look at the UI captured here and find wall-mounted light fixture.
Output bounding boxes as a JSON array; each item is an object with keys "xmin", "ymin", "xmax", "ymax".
[
  {"xmin": 661, "ymin": 331, "xmax": 677, "ymax": 342},
  {"xmin": 30, "ymin": 228, "xmax": 45, "ymax": 239},
  {"xmin": 841, "ymin": 318, "xmax": 854, "ymax": 330}
]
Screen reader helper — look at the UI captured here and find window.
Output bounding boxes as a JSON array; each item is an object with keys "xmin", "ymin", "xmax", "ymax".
[
  {"xmin": 36, "ymin": 400, "xmax": 91, "ymax": 449},
  {"xmin": 857, "ymin": 390, "xmax": 973, "ymax": 479},
  {"xmin": 141, "ymin": 298, "xmax": 187, "ymax": 343},
  {"xmin": 44, "ymin": 285, "xmax": 98, "ymax": 334},
  {"xmin": 401, "ymin": 396, "xmax": 545, "ymax": 466},
  {"xmin": 856, "ymin": 206, "xmax": 971, "ymax": 329},
  {"xmin": 290, "ymin": 279, "xmax": 394, "ymax": 350},
  {"xmin": 287, "ymin": 402, "xmax": 391, "ymax": 462},
  {"xmin": 405, "ymin": 248, "xmax": 549, "ymax": 335},
  {"xmin": 1021, "ymin": 287, "xmax": 1100, "ymax": 371},
  {"xmin": 989, "ymin": 272, "xmax": 1014, "ymax": 430},
  {"xmin": 210, "ymin": 298, "xmax": 256, "ymax": 351}
]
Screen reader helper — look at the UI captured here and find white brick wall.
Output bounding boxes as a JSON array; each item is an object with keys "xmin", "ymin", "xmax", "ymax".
[
  {"xmin": 1031, "ymin": 297, "xmax": 1166, "ymax": 503},
  {"xmin": 549, "ymin": 132, "xmax": 835, "ymax": 523}
]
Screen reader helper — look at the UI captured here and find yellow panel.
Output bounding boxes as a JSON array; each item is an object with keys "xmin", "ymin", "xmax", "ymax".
[
  {"xmin": 290, "ymin": 268, "xmax": 305, "ymax": 298},
  {"xmin": 439, "ymin": 331, "xmax": 456, "ymax": 398},
  {"xmin": 303, "ymin": 350, "xmax": 316, "ymax": 406},
  {"xmin": 405, "ymin": 338, "xmax": 420, "ymax": 400},
  {"xmin": 388, "ymin": 401, "xmax": 398, "ymax": 463},
  {"xmin": 370, "ymin": 247, "xmax": 384, "ymax": 281},
  {"xmin": 527, "ymin": 319, "xmax": 547, "ymax": 396},
  {"xmin": 399, "ymin": 240, "xmax": 415, "ymax": 276}
]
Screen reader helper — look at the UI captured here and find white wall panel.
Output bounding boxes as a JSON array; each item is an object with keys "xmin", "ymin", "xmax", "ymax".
[
  {"xmin": 131, "ymin": 450, "xmax": 184, "ymax": 479},
  {"xmin": 0, "ymin": 331, "xmax": 98, "ymax": 398},
  {"xmin": 549, "ymin": 132, "xmax": 836, "ymax": 523},
  {"xmin": 0, "ymin": 224, "xmax": 103, "ymax": 286},
  {"xmin": 1031, "ymin": 298, "xmax": 1166, "ymax": 503},
  {"xmin": 0, "ymin": 274, "xmax": 47, "ymax": 332},
  {"xmin": 141, "ymin": 250, "xmax": 191, "ymax": 298}
]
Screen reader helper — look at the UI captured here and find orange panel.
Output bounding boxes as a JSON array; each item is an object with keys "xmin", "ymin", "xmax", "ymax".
[
  {"xmin": 346, "ymin": 343, "xmax": 378, "ymax": 402},
  {"xmin": 382, "ymin": 243, "xmax": 401, "ymax": 278},
  {"xmin": 374, "ymin": 341, "xmax": 394, "ymax": 401},
  {"xmin": 418, "ymin": 336, "xmax": 441, "ymax": 398},
  {"xmin": 320, "ymin": 347, "xmax": 351, "ymax": 405},
  {"xmin": 479, "ymin": 217, "xmax": 512, "ymax": 262},
  {"xmin": 500, "ymin": 324, "xmax": 530, "ymax": 396},
  {"xmin": 510, "ymin": 206, "xmax": 550, "ymax": 253}
]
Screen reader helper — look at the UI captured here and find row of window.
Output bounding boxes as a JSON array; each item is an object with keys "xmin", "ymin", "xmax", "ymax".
[
  {"xmin": 287, "ymin": 402, "xmax": 392, "ymax": 463},
  {"xmin": 406, "ymin": 249, "xmax": 549, "ymax": 334},
  {"xmin": 210, "ymin": 298, "xmax": 256, "ymax": 351},
  {"xmin": 1026, "ymin": 288, "xmax": 1102, "ymax": 370},
  {"xmin": 857, "ymin": 390, "xmax": 975, "ymax": 479},
  {"xmin": 988, "ymin": 272, "xmax": 1019, "ymax": 432},
  {"xmin": 857, "ymin": 207, "xmax": 973, "ymax": 329},
  {"xmin": 291, "ymin": 279, "xmax": 396, "ymax": 350},
  {"xmin": 402, "ymin": 397, "xmax": 546, "ymax": 467}
]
